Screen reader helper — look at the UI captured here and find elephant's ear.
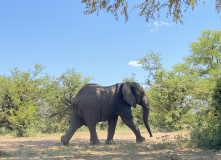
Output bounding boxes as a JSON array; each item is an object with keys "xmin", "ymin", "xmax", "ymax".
[{"xmin": 122, "ymin": 82, "xmax": 137, "ymax": 108}]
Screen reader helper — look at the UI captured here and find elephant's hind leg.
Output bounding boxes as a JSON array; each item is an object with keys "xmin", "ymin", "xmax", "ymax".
[
  {"xmin": 61, "ymin": 112, "xmax": 83, "ymax": 145},
  {"xmin": 88, "ymin": 124, "xmax": 100, "ymax": 145}
]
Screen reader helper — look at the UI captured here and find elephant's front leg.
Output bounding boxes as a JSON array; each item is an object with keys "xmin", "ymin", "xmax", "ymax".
[
  {"xmin": 105, "ymin": 115, "xmax": 118, "ymax": 144},
  {"xmin": 120, "ymin": 106, "xmax": 145, "ymax": 143}
]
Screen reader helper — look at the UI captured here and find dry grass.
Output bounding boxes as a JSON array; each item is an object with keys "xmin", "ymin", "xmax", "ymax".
[{"xmin": 0, "ymin": 129, "xmax": 220, "ymax": 160}]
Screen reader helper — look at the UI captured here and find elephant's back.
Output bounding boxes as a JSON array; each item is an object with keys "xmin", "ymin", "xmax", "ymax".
[{"xmin": 76, "ymin": 83, "xmax": 121, "ymax": 99}]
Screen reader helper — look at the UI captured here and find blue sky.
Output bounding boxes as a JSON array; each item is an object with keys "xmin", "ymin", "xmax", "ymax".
[{"xmin": 0, "ymin": 1, "xmax": 220, "ymax": 86}]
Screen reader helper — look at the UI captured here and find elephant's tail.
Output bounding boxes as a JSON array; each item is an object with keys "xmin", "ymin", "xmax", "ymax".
[{"xmin": 49, "ymin": 103, "xmax": 73, "ymax": 118}]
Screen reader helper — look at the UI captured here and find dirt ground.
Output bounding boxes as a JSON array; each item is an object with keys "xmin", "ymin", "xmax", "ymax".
[{"xmin": 0, "ymin": 130, "xmax": 220, "ymax": 160}]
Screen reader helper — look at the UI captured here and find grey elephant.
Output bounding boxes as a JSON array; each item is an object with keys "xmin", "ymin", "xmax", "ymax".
[{"xmin": 50, "ymin": 82, "xmax": 153, "ymax": 145}]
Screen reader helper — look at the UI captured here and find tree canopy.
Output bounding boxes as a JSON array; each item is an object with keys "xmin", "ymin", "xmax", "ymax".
[{"xmin": 81, "ymin": 0, "xmax": 221, "ymax": 23}]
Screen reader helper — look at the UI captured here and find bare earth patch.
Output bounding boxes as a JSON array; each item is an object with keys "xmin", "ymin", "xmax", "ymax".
[{"xmin": 0, "ymin": 130, "xmax": 220, "ymax": 160}]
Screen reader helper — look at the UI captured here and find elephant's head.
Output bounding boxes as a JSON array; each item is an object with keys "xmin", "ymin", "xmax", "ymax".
[{"xmin": 122, "ymin": 82, "xmax": 153, "ymax": 137}]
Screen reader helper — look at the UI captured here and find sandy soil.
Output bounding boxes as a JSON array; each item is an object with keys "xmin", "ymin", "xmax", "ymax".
[{"xmin": 0, "ymin": 130, "xmax": 220, "ymax": 160}]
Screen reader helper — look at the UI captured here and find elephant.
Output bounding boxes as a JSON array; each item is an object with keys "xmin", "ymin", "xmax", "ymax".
[{"xmin": 50, "ymin": 82, "xmax": 153, "ymax": 145}]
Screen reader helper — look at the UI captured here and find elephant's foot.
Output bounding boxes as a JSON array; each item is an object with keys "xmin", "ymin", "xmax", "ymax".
[
  {"xmin": 105, "ymin": 140, "xmax": 116, "ymax": 145},
  {"xmin": 61, "ymin": 135, "xmax": 70, "ymax": 145},
  {"xmin": 90, "ymin": 140, "xmax": 100, "ymax": 145},
  {"xmin": 136, "ymin": 136, "xmax": 145, "ymax": 143}
]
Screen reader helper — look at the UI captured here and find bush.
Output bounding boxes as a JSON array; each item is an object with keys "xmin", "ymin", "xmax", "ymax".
[
  {"xmin": 190, "ymin": 121, "xmax": 221, "ymax": 150},
  {"xmin": 190, "ymin": 76, "xmax": 221, "ymax": 150},
  {"xmin": 0, "ymin": 127, "xmax": 11, "ymax": 135}
]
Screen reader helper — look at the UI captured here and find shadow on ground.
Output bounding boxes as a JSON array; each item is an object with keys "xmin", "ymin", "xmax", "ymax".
[{"xmin": 1, "ymin": 139, "xmax": 220, "ymax": 160}]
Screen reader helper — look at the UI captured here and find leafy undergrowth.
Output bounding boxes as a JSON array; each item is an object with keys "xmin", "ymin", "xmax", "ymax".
[{"xmin": 0, "ymin": 130, "xmax": 220, "ymax": 160}]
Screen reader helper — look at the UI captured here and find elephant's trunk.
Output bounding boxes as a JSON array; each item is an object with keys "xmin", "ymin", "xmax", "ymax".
[{"xmin": 142, "ymin": 106, "xmax": 153, "ymax": 137}]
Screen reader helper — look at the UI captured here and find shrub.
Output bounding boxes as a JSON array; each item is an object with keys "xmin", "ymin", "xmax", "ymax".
[{"xmin": 190, "ymin": 121, "xmax": 221, "ymax": 150}]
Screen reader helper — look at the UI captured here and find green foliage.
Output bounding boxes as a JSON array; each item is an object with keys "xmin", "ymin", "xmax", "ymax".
[
  {"xmin": 0, "ymin": 65, "xmax": 92, "ymax": 136},
  {"xmin": 122, "ymin": 73, "xmax": 136, "ymax": 83},
  {"xmin": 131, "ymin": 105, "xmax": 143, "ymax": 126},
  {"xmin": 44, "ymin": 69, "xmax": 92, "ymax": 125},
  {"xmin": 212, "ymin": 76, "xmax": 221, "ymax": 118},
  {"xmin": 38, "ymin": 68, "xmax": 92, "ymax": 133},
  {"xmin": 138, "ymin": 30, "xmax": 221, "ymax": 138},
  {"xmin": 97, "ymin": 121, "xmax": 108, "ymax": 130},
  {"xmin": 139, "ymin": 51, "xmax": 162, "ymax": 86},
  {"xmin": 81, "ymin": 0, "xmax": 221, "ymax": 23},
  {"xmin": 140, "ymin": 52, "xmax": 196, "ymax": 131},
  {"xmin": 186, "ymin": 29, "xmax": 221, "ymax": 76},
  {"xmin": 190, "ymin": 122, "xmax": 221, "ymax": 150},
  {"xmin": 0, "ymin": 64, "xmax": 47, "ymax": 136},
  {"xmin": 191, "ymin": 74, "xmax": 221, "ymax": 150},
  {"xmin": 185, "ymin": 29, "xmax": 221, "ymax": 150}
]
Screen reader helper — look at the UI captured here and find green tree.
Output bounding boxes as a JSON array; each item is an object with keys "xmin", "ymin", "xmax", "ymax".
[
  {"xmin": 0, "ymin": 66, "xmax": 92, "ymax": 136},
  {"xmin": 81, "ymin": 0, "xmax": 221, "ymax": 23},
  {"xmin": 0, "ymin": 64, "xmax": 48, "ymax": 136},
  {"xmin": 188, "ymin": 30, "xmax": 221, "ymax": 150},
  {"xmin": 190, "ymin": 76, "xmax": 221, "ymax": 150},
  {"xmin": 42, "ymin": 68, "xmax": 92, "ymax": 132},
  {"xmin": 185, "ymin": 30, "xmax": 221, "ymax": 122},
  {"xmin": 140, "ymin": 30, "xmax": 221, "ymax": 132},
  {"xmin": 140, "ymin": 52, "xmax": 196, "ymax": 131},
  {"xmin": 139, "ymin": 51, "xmax": 163, "ymax": 86},
  {"xmin": 186, "ymin": 29, "xmax": 221, "ymax": 76},
  {"xmin": 122, "ymin": 73, "xmax": 136, "ymax": 83},
  {"xmin": 213, "ymin": 77, "xmax": 221, "ymax": 118}
]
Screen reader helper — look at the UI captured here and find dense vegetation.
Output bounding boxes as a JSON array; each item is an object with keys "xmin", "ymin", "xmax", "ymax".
[
  {"xmin": 143, "ymin": 29, "xmax": 221, "ymax": 150},
  {"xmin": 0, "ymin": 67, "xmax": 92, "ymax": 136},
  {"xmin": 0, "ymin": 29, "xmax": 221, "ymax": 150}
]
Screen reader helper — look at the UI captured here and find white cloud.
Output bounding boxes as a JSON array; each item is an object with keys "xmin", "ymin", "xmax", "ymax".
[
  {"xmin": 149, "ymin": 27, "xmax": 160, "ymax": 32},
  {"xmin": 155, "ymin": 21, "xmax": 173, "ymax": 27},
  {"xmin": 148, "ymin": 21, "xmax": 173, "ymax": 32},
  {"xmin": 160, "ymin": 21, "xmax": 173, "ymax": 27},
  {"xmin": 154, "ymin": 21, "xmax": 162, "ymax": 27},
  {"xmin": 128, "ymin": 61, "xmax": 141, "ymax": 67}
]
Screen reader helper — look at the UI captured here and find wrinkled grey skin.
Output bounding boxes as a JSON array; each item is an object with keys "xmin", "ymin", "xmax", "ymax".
[{"xmin": 50, "ymin": 82, "xmax": 153, "ymax": 145}]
